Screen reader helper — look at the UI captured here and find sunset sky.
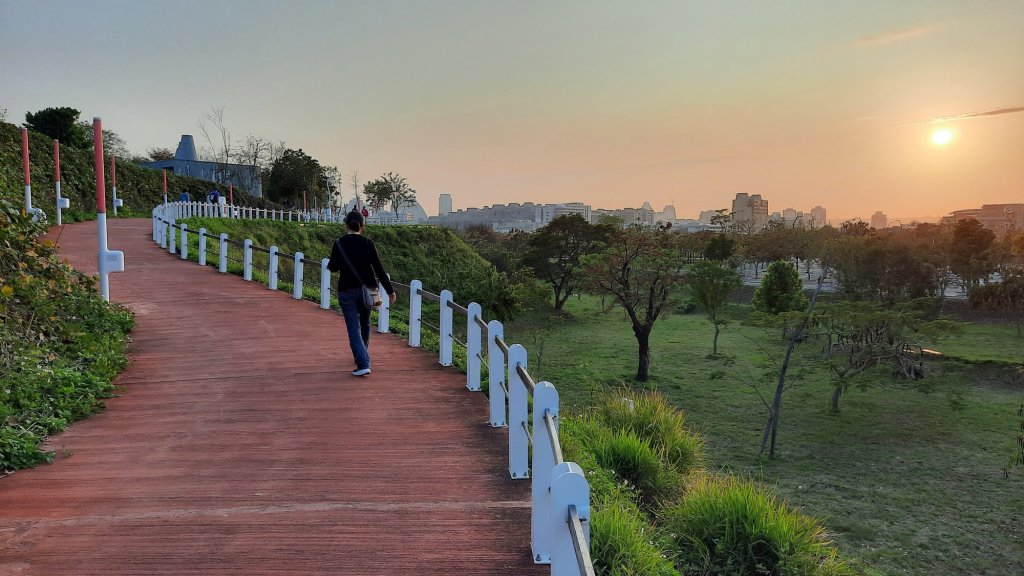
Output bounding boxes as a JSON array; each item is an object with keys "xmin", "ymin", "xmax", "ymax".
[{"xmin": 2, "ymin": 0, "xmax": 1022, "ymax": 222}]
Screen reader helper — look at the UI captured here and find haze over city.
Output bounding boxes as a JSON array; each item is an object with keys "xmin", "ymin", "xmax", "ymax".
[{"xmin": 3, "ymin": 0, "xmax": 1022, "ymax": 222}]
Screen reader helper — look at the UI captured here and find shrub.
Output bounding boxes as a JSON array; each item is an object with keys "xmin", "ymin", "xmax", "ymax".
[
  {"xmin": 590, "ymin": 429, "xmax": 681, "ymax": 506},
  {"xmin": 592, "ymin": 500, "xmax": 680, "ymax": 576},
  {"xmin": 594, "ymin": 388, "xmax": 704, "ymax": 474},
  {"xmin": 753, "ymin": 261, "xmax": 808, "ymax": 315},
  {"xmin": 662, "ymin": 474, "xmax": 852, "ymax": 576}
]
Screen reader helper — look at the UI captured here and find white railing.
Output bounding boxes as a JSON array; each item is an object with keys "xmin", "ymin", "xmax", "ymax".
[{"xmin": 150, "ymin": 201, "xmax": 594, "ymax": 576}]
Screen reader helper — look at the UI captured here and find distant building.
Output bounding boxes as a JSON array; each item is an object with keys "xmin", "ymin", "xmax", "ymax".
[
  {"xmin": 870, "ymin": 211, "xmax": 888, "ymax": 230},
  {"xmin": 142, "ymin": 135, "xmax": 262, "ymax": 197},
  {"xmin": 660, "ymin": 204, "xmax": 677, "ymax": 221},
  {"xmin": 810, "ymin": 206, "xmax": 827, "ymax": 228},
  {"xmin": 537, "ymin": 202, "xmax": 592, "ymax": 224},
  {"xmin": 439, "ymin": 193, "xmax": 452, "ymax": 216},
  {"xmin": 731, "ymin": 193, "xmax": 769, "ymax": 230},
  {"xmin": 698, "ymin": 209, "xmax": 722, "ymax": 225},
  {"xmin": 941, "ymin": 203, "xmax": 1024, "ymax": 237}
]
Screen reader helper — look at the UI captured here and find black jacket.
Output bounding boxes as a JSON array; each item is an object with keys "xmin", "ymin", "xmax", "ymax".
[{"xmin": 327, "ymin": 234, "xmax": 396, "ymax": 294}]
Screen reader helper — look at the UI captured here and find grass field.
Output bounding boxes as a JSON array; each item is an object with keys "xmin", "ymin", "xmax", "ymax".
[{"xmin": 506, "ymin": 296, "xmax": 1024, "ymax": 576}]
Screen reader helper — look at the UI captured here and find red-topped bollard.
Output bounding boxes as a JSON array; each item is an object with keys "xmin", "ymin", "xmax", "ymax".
[
  {"xmin": 94, "ymin": 117, "xmax": 125, "ymax": 301},
  {"xmin": 111, "ymin": 156, "xmax": 124, "ymax": 215},
  {"xmin": 22, "ymin": 128, "xmax": 44, "ymax": 220}
]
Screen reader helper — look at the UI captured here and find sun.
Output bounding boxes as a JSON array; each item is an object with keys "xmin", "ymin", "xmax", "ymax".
[{"xmin": 931, "ymin": 128, "xmax": 953, "ymax": 145}]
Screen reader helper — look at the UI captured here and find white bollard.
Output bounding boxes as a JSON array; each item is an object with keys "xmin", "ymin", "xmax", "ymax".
[
  {"xmin": 219, "ymin": 233, "xmax": 228, "ymax": 273},
  {"xmin": 243, "ymin": 239, "xmax": 253, "ymax": 281},
  {"xmin": 550, "ymin": 463, "xmax": 591, "ymax": 576},
  {"xmin": 466, "ymin": 302, "xmax": 482, "ymax": 391},
  {"xmin": 292, "ymin": 252, "xmax": 304, "ymax": 299},
  {"xmin": 169, "ymin": 223, "xmax": 176, "ymax": 254},
  {"xmin": 377, "ymin": 280, "xmax": 390, "ymax": 333},
  {"xmin": 409, "ymin": 279, "xmax": 423, "ymax": 347},
  {"xmin": 439, "ymin": 289, "xmax": 454, "ymax": 366},
  {"xmin": 269, "ymin": 246, "xmax": 279, "ymax": 290},
  {"xmin": 532, "ymin": 382, "xmax": 560, "ymax": 564},
  {"xmin": 180, "ymin": 223, "xmax": 188, "ymax": 260},
  {"xmin": 198, "ymin": 228, "xmax": 207, "ymax": 266},
  {"xmin": 488, "ymin": 320, "xmax": 507, "ymax": 427},
  {"xmin": 508, "ymin": 344, "xmax": 529, "ymax": 479},
  {"xmin": 320, "ymin": 258, "xmax": 331, "ymax": 309}
]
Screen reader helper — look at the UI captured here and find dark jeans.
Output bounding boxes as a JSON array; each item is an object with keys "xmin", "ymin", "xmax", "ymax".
[{"xmin": 339, "ymin": 289, "xmax": 371, "ymax": 370}]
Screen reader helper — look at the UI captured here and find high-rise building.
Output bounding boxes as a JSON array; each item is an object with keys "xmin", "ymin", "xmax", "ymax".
[
  {"xmin": 438, "ymin": 194, "xmax": 452, "ymax": 216},
  {"xmin": 810, "ymin": 206, "xmax": 827, "ymax": 228},
  {"xmin": 731, "ymin": 193, "xmax": 769, "ymax": 230},
  {"xmin": 536, "ymin": 202, "xmax": 592, "ymax": 224},
  {"xmin": 661, "ymin": 204, "xmax": 677, "ymax": 221},
  {"xmin": 870, "ymin": 211, "xmax": 888, "ymax": 229}
]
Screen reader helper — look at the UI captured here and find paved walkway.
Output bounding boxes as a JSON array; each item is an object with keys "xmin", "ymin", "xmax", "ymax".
[{"xmin": 0, "ymin": 219, "xmax": 543, "ymax": 576}]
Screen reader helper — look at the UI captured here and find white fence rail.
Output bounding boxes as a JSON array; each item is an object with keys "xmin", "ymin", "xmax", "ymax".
[{"xmin": 151, "ymin": 201, "xmax": 594, "ymax": 575}]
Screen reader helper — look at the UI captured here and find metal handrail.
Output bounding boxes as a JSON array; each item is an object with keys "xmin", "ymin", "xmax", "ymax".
[
  {"xmin": 419, "ymin": 289, "xmax": 441, "ymax": 303},
  {"xmin": 474, "ymin": 315, "xmax": 488, "ymax": 330},
  {"xmin": 494, "ymin": 335, "xmax": 509, "ymax": 357},
  {"xmin": 515, "ymin": 363, "xmax": 535, "ymax": 394},
  {"xmin": 569, "ymin": 505, "xmax": 596, "ymax": 576},
  {"xmin": 544, "ymin": 410, "xmax": 563, "ymax": 465},
  {"xmin": 447, "ymin": 300, "xmax": 468, "ymax": 316}
]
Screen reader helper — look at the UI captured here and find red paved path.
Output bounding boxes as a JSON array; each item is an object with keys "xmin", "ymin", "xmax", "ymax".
[{"xmin": 0, "ymin": 219, "xmax": 544, "ymax": 576}]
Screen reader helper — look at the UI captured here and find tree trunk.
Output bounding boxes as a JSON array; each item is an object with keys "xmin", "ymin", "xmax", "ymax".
[
  {"xmin": 831, "ymin": 384, "xmax": 843, "ymax": 412},
  {"xmin": 636, "ymin": 327, "xmax": 651, "ymax": 381},
  {"xmin": 712, "ymin": 323, "xmax": 720, "ymax": 355}
]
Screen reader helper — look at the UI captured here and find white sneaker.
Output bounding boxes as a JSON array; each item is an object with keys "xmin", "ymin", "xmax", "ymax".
[{"xmin": 352, "ymin": 368, "xmax": 371, "ymax": 376}]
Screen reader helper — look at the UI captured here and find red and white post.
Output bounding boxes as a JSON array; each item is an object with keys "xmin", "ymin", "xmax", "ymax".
[
  {"xmin": 22, "ymin": 128, "xmax": 43, "ymax": 220},
  {"xmin": 93, "ymin": 117, "xmax": 125, "ymax": 301},
  {"xmin": 54, "ymin": 139, "xmax": 70, "ymax": 225},
  {"xmin": 162, "ymin": 169, "xmax": 168, "ymax": 205}
]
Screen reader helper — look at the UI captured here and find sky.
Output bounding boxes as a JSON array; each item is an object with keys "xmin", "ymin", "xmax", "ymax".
[{"xmin": 2, "ymin": 0, "xmax": 1022, "ymax": 222}]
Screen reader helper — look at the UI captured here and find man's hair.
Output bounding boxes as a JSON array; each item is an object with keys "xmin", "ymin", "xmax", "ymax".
[{"xmin": 345, "ymin": 210, "xmax": 364, "ymax": 231}]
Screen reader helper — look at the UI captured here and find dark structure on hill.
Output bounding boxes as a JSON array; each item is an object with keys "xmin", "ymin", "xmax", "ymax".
[{"xmin": 142, "ymin": 135, "xmax": 262, "ymax": 198}]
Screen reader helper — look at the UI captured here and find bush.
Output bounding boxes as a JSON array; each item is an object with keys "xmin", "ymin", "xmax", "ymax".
[
  {"xmin": 662, "ymin": 474, "xmax": 852, "ymax": 576},
  {"xmin": 590, "ymin": 428, "xmax": 682, "ymax": 506},
  {"xmin": 592, "ymin": 500, "xmax": 680, "ymax": 576},
  {"xmin": 594, "ymin": 388, "xmax": 704, "ymax": 474},
  {"xmin": 753, "ymin": 261, "xmax": 808, "ymax": 315}
]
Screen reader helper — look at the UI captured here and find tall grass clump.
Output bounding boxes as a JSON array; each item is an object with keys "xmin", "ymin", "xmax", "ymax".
[
  {"xmin": 593, "ymin": 388, "xmax": 705, "ymax": 474},
  {"xmin": 662, "ymin": 474, "xmax": 852, "ymax": 576},
  {"xmin": 589, "ymin": 427, "xmax": 682, "ymax": 506},
  {"xmin": 561, "ymin": 418, "xmax": 679, "ymax": 576}
]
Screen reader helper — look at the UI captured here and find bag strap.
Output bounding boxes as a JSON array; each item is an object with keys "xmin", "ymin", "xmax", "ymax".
[{"xmin": 335, "ymin": 238, "xmax": 372, "ymax": 288}]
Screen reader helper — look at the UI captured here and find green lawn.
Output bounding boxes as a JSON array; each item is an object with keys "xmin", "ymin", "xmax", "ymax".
[{"xmin": 507, "ymin": 296, "xmax": 1024, "ymax": 576}]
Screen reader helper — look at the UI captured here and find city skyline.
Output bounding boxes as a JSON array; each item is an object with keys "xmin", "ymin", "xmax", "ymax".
[{"xmin": 2, "ymin": 1, "xmax": 1022, "ymax": 222}]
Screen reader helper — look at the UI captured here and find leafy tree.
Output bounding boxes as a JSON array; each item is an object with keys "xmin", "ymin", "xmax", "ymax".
[
  {"xmin": 949, "ymin": 218, "xmax": 996, "ymax": 295},
  {"xmin": 266, "ymin": 148, "xmax": 327, "ymax": 208},
  {"xmin": 146, "ymin": 147, "xmax": 175, "ymax": 161},
  {"xmin": 686, "ymin": 260, "xmax": 741, "ymax": 355},
  {"xmin": 24, "ymin": 107, "xmax": 89, "ymax": 148},
  {"xmin": 840, "ymin": 219, "xmax": 870, "ymax": 236},
  {"xmin": 384, "ymin": 172, "xmax": 416, "ymax": 218},
  {"xmin": 584, "ymin": 226, "xmax": 685, "ymax": 381},
  {"xmin": 753, "ymin": 261, "xmax": 807, "ymax": 314},
  {"xmin": 523, "ymin": 215, "xmax": 613, "ymax": 310},
  {"xmin": 80, "ymin": 122, "xmax": 130, "ymax": 158},
  {"xmin": 818, "ymin": 301, "xmax": 960, "ymax": 411},
  {"xmin": 971, "ymin": 268, "xmax": 1024, "ymax": 336},
  {"xmin": 703, "ymin": 234, "xmax": 736, "ymax": 261},
  {"xmin": 362, "ymin": 177, "xmax": 391, "ymax": 214}
]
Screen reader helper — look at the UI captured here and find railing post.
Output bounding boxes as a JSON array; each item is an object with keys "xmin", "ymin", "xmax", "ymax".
[
  {"xmin": 179, "ymin": 223, "xmax": 188, "ymax": 260},
  {"xmin": 243, "ymin": 239, "xmax": 253, "ymax": 281},
  {"xmin": 269, "ymin": 246, "xmax": 279, "ymax": 290},
  {"xmin": 168, "ymin": 223, "xmax": 176, "ymax": 254},
  {"xmin": 219, "ymin": 233, "xmax": 228, "ymax": 273},
  {"xmin": 408, "ymin": 279, "xmax": 423, "ymax": 347},
  {"xmin": 466, "ymin": 302, "xmax": 482, "ymax": 391},
  {"xmin": 198, "ymin": 228, "xmax": 207, "ymax": 266},
  {"xmin": 377, "ymin": 280, "xmax": 390, "ymax": 333},
  {"xmin": 532, "ymin": 382, "xmax": 559, "ymax": 564},
  {"xmin": 320, "ymin": 258, "xmax": 331, "ymax": 309},
  {"xmin": 439, "ymin": 289, "xmax": 454, "ymax": 366},
  {"xmin": 508, "ymin": 344, "xmax": 529, "ymax": 479},
  {"xmin": 551, "ymin": 463, "xmax": 591, "ymax": 576},
  {"xmin": 293, "ymin": 252, "xmax": 304, "ymax": 299},
  {"xmin": 487, "ymin": 320, "xmax": 506, "ymax": 427}
]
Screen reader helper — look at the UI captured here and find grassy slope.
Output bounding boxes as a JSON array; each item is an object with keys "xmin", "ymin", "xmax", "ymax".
[
  {"xmin": 507, "ymin": 296, "xmax": 1024, "ymax": 576},
  {"xmin": 0, "ymin": 121, "xmax": 276, "ymax": 216}
]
